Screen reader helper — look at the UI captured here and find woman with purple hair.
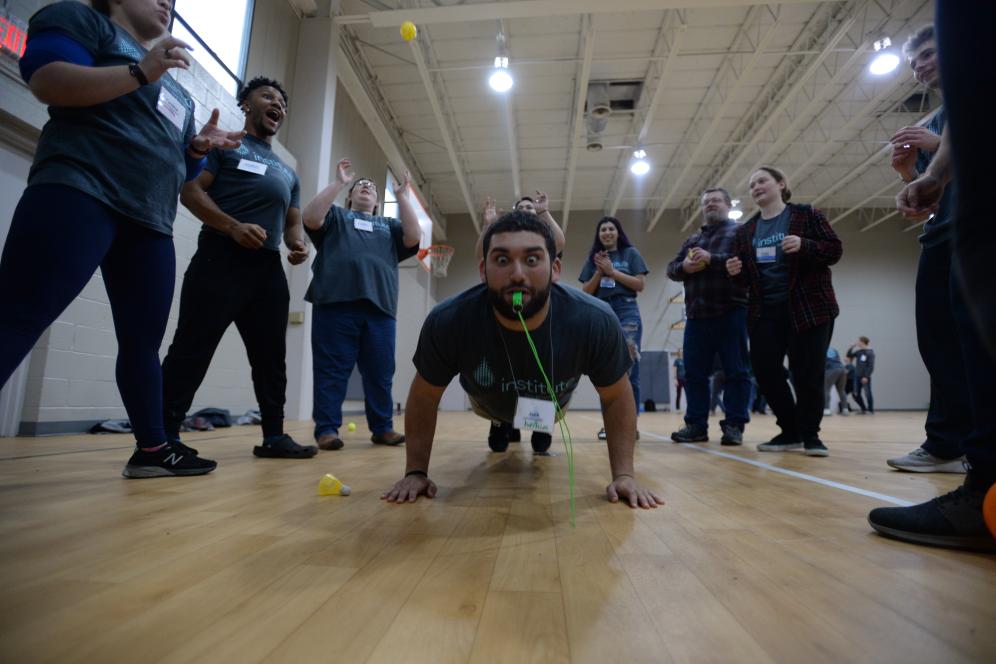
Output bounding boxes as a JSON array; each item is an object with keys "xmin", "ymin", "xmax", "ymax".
[{"xmin": 580, "ymin": 217, "xmax": 649, "ymax": 439}]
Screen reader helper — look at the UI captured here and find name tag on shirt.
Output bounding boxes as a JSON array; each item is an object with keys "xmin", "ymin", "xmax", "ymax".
[
  {"xmin": 354, "ymin": 219, "xmax": 374, "ymax": 232},
  {"xmin": 756, "ymin": 246, "xmax": 777, "ymax": 263},
  {"xmin": 237, "ymin": 159, "xmax": 268, "ymax": 175},
  {"xmin": 860, "ymin": 355, "xmax": 867, "ymax": 362},
  {"xmin": 156, "ymin": 87, "xmax": 187, "ymax": 132},
  {"xmin": 513, "ymin": 396, "xmax": 555, "ymax": 433},
  {"xmin": 600, "ymin": 277, "xmax": 617, "ymax": 289}
]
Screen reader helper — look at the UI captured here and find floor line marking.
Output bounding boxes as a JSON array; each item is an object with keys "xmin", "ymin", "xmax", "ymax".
[{"xmin": 580, "ymin": 415, "xmax": 915, "ymax": 507}]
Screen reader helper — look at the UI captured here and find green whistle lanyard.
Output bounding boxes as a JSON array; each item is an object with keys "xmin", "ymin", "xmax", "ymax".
[{"xmin": 511, "ymin": 291, "xmax": 576, "ymax": 526}]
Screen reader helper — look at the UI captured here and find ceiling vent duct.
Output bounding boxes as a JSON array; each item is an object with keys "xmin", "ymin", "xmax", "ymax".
[
  {"xmin": 586, "ymin": 127, "xmax": 604, "ymax": 152},
  {"xmin": 586, "ymin": 83, "xmax": 612, "ymax": 121}
]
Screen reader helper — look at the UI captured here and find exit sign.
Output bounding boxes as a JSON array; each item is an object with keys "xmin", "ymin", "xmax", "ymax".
[{"xmin": 0, "ymin": 12, "xmax": 27, "ymax": 59}]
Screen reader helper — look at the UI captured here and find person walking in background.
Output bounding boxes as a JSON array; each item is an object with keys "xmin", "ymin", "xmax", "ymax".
[
  {"xmin": 847, "ymin": 337, "xmax": 875, "ymax": 414},
  {"xmin": 673, "ymin": 350, "xmax": 685, "ymax": 411},
  {"xmin": 824, "ymin": 347, "xmax": 849, "ymax": 416}
]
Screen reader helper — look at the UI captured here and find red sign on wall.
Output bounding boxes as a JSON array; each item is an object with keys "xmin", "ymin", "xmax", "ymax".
[{"xmin": 0, "ymin": 14, "xmax": 28, "ymax": 60}]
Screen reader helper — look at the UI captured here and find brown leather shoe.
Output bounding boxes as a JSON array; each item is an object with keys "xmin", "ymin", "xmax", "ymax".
[
  {"xmin": 317, "ymin": 434, "xmax": 344, "ymax": 451},
  {"xmin": 370, "ymin": 431, "xmax": 405, "ymax": 446}
]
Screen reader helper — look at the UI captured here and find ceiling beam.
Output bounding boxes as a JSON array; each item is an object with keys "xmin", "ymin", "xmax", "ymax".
[
  {"xmin": 860, "ymin": 209, "xmax": 900, "ymax": 232},
  {"xmin": 560, "ymin": 14, "xmax": 594, "ymax": 232},
  {"xmin": 407, "ymin": 32, "xmax": 480, "ymax": 231},
  {"xmin": 335, "ymin": 0, "xmax": 826, "ymax": 27},
  {"xmin": 647, "ymin": 6, "xmax": 783, "ymax": 232},
  {"xmin": 499, "ymin": 19, "xmax": 521, "ymax": 200},
  {"xmin": 827, "ymin": 180, "xmax": 898, "ymax": 226},
  {"xmin": 605, "ymin": 12, "xmax": 685, "ymax": 217}
]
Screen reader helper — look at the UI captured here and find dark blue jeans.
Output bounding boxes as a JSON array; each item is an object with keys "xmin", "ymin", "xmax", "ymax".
[
  {"xmin": 916, "ymin": 240, "xmax": 971, "ymax": 459},
  {"xmin": 606, "ymin": 296, "xmax": 642, "ymax": 413},
  {"xmin": 682, "ymin": 307, "xmax": 751, "ymax": 430},
  {"xmin": 0, "ymin": 185, "xmax": 175, "ymax": 446},
  {"xmin": 311, "ymin": 300, "xmax": 396, "ymax": 439}
]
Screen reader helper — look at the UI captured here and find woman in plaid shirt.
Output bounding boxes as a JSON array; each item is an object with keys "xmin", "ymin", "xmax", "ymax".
[{"xmin": 725, "ymin": 166, "xmax": 842, "ymax": 457}]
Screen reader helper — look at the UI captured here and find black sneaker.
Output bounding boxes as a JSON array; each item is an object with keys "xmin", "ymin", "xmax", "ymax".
[
  {"xmin": 122, "ymin": 442, "xmax": 217, "ymax": 478},
  {"xmin": 169, "ymin": 438, "xmax": 199, "ymax": 456},
  {"xmin": 253, "ymin": 434, "xmax": 318, "ymax": 459},
  {"xmin": 757, "ymin": 432, "xmax": 802, "ymax": 452},
  {"xmin": 488, "ymin": 423, "xmax": 509, "ymax": 452},
  {"xmin": 720, "ymin": 424, "xmax": 743, "ymax": 446},
  {"xmin": 671, "ymin": 424, "xmax": 708, "ymax": 443},
  {"xmin": 531, "ymin": 431, "xmax": 552, "ymax": 454},
  {"xmin": 868, "ymin": 475, "xmax": 996, "ymax": 551},
  {"xmin": 803, "ymin": 438, "xmax": 829, "ymax": 457}
]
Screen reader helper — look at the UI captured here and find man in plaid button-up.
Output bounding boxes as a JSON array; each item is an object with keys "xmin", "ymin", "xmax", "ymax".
[{"xmin": 666, "ymin": 188, "xmax": 751, "ymax": 446}]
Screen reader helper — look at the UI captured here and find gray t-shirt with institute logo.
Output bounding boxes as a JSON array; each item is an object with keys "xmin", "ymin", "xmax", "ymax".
[
  {"xmin": 201, "ymin": 135, "xmax": 300, "ymax": 252},
  {"xmin": 26, "ymin": 1, "xmax": 196, "ymax": 235},
  {"xmin": 413, "ymin": 284, "xmax": 631, "ymax": 424},
  {"xmin": 305, "ymin": 204, "xmax": 419, "ymax": 318}
]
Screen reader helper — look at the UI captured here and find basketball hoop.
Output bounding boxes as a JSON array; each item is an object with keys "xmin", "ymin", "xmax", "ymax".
[{"xmin": 417, "ymin": 244, "xmax": 455, "ymax": 277}]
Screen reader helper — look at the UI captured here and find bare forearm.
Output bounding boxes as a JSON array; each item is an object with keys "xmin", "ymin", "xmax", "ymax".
[
  {"xmin": 611, "ymin": 272, "xmax": 645, "ymax": 292},
  {"xmin": 925, "ymin": 128, "xmax": 953, "ymax": 186},
  {"xmin": 403, "ymin": 378, "xmax": 443, "ymax": 473},
  {"xmin": 284, "ymin": 210, "xmax": 305, "ymax": 249},
  {"xmin": 396, "ymin": 189, "xmax": 423, "ymax": 247},
  {"xmin": 29, "ymin": 62, "xmax": 140, "ymax": 108},
  {"xmin": 601, "ymin": 388, "xmax": 637, "ymax": 478},
  {"xmin": 581, "ymin": 271, "xmax": 602, "ymax": 294},
  {"xmin": 180, "ymin": 185, "xmax": 240, "ymax": 236},
  {"xmin": 302, "ymin": 182, "xmax": 347, "ymax": 229},
  {"xmin": 538, "ymin": 210, "xmax": 565, "ymax": 255}
]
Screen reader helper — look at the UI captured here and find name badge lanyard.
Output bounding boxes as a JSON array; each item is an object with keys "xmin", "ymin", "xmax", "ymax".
[{"xmin": 497, "ymin": 294, "xmax": 577, "ymax": 526}]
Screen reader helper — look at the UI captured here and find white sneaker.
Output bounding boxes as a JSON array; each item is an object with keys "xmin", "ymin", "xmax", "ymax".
[
  {"xmin": 886, "ymin": 447, "xmax": 967, "ymax": 474},
  {"xmin": 823, "ymin": 408, "xmax": 832, "ymax": 416}
]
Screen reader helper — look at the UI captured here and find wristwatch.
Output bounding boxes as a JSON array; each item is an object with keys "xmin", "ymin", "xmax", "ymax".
[{"xmin": 128, "ymin": 63, "xmax": 149, "ymax": 86}]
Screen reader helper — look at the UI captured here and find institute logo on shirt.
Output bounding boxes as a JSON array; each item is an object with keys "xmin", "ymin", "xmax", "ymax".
[{"xmin": 473, "ymin": 358, "xmax": 496, "ymax": 388}]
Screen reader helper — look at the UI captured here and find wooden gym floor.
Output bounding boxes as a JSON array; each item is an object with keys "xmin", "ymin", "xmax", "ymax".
[{"xmin": 0, "ymin": 410, "xmax": 994, "ymax": 663}]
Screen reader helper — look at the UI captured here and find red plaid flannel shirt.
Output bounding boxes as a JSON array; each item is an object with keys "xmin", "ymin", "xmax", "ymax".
[{"xmin": 730, "ymin": 203, "xmax": 842, "ymax": 332}]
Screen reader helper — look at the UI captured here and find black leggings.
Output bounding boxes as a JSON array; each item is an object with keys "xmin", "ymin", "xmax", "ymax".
[
  {"xmin": 749, "ymin": 305, "xmax": 832, "ymax": 441},
  {"xmin": 0, "ymin": 185, "xmax": 175, "ymax": 445}
]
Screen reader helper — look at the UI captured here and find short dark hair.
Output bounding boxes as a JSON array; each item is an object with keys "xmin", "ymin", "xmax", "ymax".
[
  {"xmin": 482, "ymin": 210, "xmax": 557, "ymax": 260},
  {"xmin": 860, "ymin": 336, "xmax": 870, "ymax": 345},
  {"xmin": 702, "ymin": 187, "xmax": 732, "ymax": 206},
  {"xmin": 91, "ymin": 1, "xmax": 111, "ymax": 14},
  {"xmin": 754, "ymin": 165, "xmax": 792, "ymax": 203},
  {"xmin": 515, "ymin": 196, "xmax": 534, "ymax": 207},
  {"xmin": 237, "ymin": 76, "xmax": 289, "ymax": 108},
  {"xmin": 903, "ymin": 25, "xmax": 934, "ymax": 58}
]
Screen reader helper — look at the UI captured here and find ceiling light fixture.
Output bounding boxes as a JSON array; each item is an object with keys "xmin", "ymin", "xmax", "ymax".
[
  {"xmin": 869, "ymin": 37, "xmax": 899, "ymax": 76},
  {"xmin": 488, "ymin": 31, "xmax": 513, "ymax": 93},
  {"xmin": 630, "ymin": 148, "xmax": 650, "ymax": 176}
]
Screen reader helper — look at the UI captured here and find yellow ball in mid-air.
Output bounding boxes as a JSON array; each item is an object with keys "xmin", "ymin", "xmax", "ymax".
[
  {"xmin": 347, "ymin": 422, "xmax": 357, "ymax": 432},
  {"xmin": 401, "ymin": 21, "xmax": 417, "ymax": 42}
]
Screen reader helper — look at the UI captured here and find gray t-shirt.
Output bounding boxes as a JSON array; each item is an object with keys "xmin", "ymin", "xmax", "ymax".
[
  {"xmin": 578, "ymin": 246, "xmax": 649, "ymax": 299},
  {"xmin": 414, "ymin": 284, "xmax": 632, "ymax": 424},
  {"xmin": 201, "ymin": 135, "xmax": 300, "ymax": 252},
  {"xmin": 26, "ymin": 2, "xmax": 196, "ymax": 235},
  {"xmin": 305, "ymin": 204, "xmax": 419, "ymax": 318},
  {"xmin": 752, "ymin": 207, "xmax": 791, "ymax": 305}
]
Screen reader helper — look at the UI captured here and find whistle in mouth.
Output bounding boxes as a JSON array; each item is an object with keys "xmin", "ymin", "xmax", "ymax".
[{"xmin": 512, "ymin": 291, "xmax": 523, "ymax": 313}]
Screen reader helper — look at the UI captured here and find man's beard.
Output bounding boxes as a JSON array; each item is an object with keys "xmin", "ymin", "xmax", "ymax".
[
  {"xmin": 486, "ymin": 278, "xmax": 552, "ymax": 321},
  {"xmin": 704, "ymin": 211, "xmax": 727, "ymax": 224}
]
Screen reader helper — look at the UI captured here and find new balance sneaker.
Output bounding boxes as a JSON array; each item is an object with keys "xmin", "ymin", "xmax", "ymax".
[
  {"xmin": 531, "ymin": 431, "xmax": 552, "ymax": 454},
  {"xmin": 868, "ymin": 474, "xmax": 996, "ymax": 551},
  {"xmin": 671, "ymin": 424, "xmax": 708, "ymax": 443},
  {"xmin": 803, "ymin": 438, "xmax": 829, "ymax": 457},
  {"xmin": 122, "ymin": 442, "xmax": 217, "ymax": 478},
  {"xmin": 720, "ymin": 424, "xmax": 743, "ymax": 446},
  {"xmin": 757, "ymin": 432, "xmax": 802, "ymax": 452},
  {"xmin": 168, "ymin": 438, "xmax": 199, "ymax": 456},
  {"xmin": 253, "ymin": 434, "xmax": 318, "ymax": 459},
  {"xmin": 887, "ymin": 447, "xmax": 967, "ymax": 474}
]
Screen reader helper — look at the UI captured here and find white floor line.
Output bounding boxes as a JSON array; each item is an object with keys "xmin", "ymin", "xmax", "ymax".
[{"xmin": 581, "ymin": 415, "xmax": 915, "ymax": 507}]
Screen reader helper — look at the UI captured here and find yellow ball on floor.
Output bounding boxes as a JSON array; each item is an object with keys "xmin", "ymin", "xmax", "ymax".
[
  {"xmin": 401, "ymin": 21, "xmax": 417, "ymax": 41},
  {"xmin": 347, "ymin": 422, "xmax": 357, "ymax": 432}
]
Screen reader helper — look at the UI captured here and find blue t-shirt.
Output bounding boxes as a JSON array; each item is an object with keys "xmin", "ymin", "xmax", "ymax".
[
  {"xmin": 305, "ymin": 205, "xmax": 419, "ymax": 318},
  {"xmin": 752, "ymin": 207, "xmax": 791, "ymax": 305},
  {"xmin": 413, "ymin": 284, "xmax": 631, "ymax": 423},
  {"xmin": 916, "ymin": 109, "xmax": 956, "ymax": 248},
  {"xmin": 578, "ymin": 246, "xmax": 649, "ymax": 299},
  {"xmin": 201, "ymin": 135, "xmax": 300, "ymax": 252},
  {"xmin": 26, "ymin": 2, "xmax": 196, "ymax": 235}
]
